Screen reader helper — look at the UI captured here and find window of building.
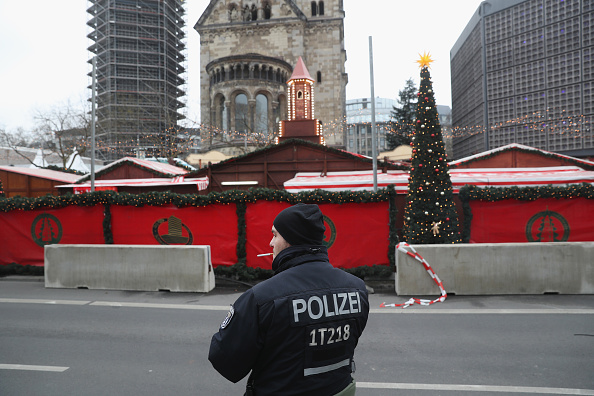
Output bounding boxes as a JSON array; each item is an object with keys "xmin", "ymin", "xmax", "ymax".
[
  {"xmin": 255, "ymin": 94, "xmax": 268, "ymax": 135},
  {"xmin": 311, "ymin": 1, "xmax": 317, "ymax": 16},
  {"xmin": 228, "ymin": 4, "xmax": 239, "ymax": 22},
  {"xmin": 235, "ymin": 94, "xmax": 248, "ymax": 133},
  {"xmin": 319, "ymin": 1, "xmax": 324, "ymax": 15},
  {"xmin": 317, "ymin": 71, "xmax": 322, "ymax": 83},
  {"xmin": 263, "ymin": 2, "xmax": 271, "ymax": 19}
]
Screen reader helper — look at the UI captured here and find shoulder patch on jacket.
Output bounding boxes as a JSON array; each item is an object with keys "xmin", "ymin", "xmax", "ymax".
[{"xmin": 220, "ymin": 305, "xmax": 235, "ymax": 329}]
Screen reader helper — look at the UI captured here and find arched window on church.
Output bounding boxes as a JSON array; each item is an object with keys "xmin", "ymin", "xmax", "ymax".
[
  {"xmin": 235, "ymin": 94, "xmax": 249, "ymax": 133},
  {"xmin": 228, "ymin": 3, "xmax": 238, "ymax": 22},
  {"xmin": 297, "ymin": 91, "xmax": 303, "ymax": 99},
  {"xmin": 317, "ymin": 71, "xmax": 322, "ymax": 83},
  {"xmin": 311, "ymin": 1, "xmax": 317, "ymax": 16},
  {"xmin": 251, "ymin": 4, "xmax": 258, "ymax": 21},
  {"xmin": 255, "ymin": 94, "xmax": 268, "ymax": 135},
  {"xmin": 263, "ymin": 2, "xmax": 271, "ymax": 19},
  {"xmin": 319, "ymin": 1, "xmax": 324, "ymax": 15},
  {"xmin": 217, "ymin": 95, "xmax": 228, "ymax": 131}
]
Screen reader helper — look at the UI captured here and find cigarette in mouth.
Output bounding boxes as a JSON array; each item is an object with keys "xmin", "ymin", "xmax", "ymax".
[{"xmin": 257, "ymin": 253, "xmax": 273, "ymax": 257}]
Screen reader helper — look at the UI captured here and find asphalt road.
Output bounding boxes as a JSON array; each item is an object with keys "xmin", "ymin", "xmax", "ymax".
[{"xmin": 1, "ymin": 277, "xmax": 593, "ymax": 396}]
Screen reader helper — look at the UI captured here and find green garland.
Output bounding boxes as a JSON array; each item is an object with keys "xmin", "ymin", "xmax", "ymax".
[
  {"xmin": 0, "ymin": 178, "xmax": 4, "ymax": 198},
  {"xmin": 387, "ymin": 185, "xmax": 399, "ymax": 265},
  {"xmin": 0, "ymin": 191, "xmax": 116, "ymax": 212},
  {"xmin": 103, "ymin": 204, "xmax": 113, "ymax": 244},
  {"xmin": 0, "ymin": 187, "xmax": 399, "ymax": 281},
  {"xmin": 458, "ymin": 183, "xmax": 594, "ymax": 242}
]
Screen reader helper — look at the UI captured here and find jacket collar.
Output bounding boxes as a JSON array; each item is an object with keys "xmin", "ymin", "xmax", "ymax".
[{"xmin": 272, "ymin": 245, "xmax": 329, "ymax": 274}]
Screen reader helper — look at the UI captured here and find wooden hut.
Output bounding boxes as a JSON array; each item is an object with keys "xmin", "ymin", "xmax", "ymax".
[
  {"xmin": 186, "ymin": 139, "xmax": 407, "ymax": 194},
  {"xmin": 0, "ymin": 166, "xmax": 81, "ymax": 198}
]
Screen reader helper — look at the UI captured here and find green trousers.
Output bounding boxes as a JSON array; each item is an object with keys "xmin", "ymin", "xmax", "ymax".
[{"xmin": 333, "ymin": 379, "xmax": 356, "ymax": 396}]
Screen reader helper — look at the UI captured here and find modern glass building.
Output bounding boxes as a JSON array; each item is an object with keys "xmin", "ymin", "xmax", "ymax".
[
  {"xmin": 346, "ymin": 97, "xmax": 395, "ymax": 156},
  {"xmin": 346, "ymin": 98, "xmax": 453, "ymax": 157},
  {"xmin": 450, "ymin": 0, "xmax": 593, "ymax": 159},
  {"xmin": 87, "ymin": 0, "xmax": 186, "ymax": 160}
]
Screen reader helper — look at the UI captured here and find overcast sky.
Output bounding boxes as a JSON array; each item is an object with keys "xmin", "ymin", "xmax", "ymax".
[{"xmin": 0, "ymin": 0, "xmax": 483, "ymax": 132}]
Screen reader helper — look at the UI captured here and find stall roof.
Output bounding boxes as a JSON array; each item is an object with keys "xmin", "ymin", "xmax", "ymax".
[
  {"xmin": 58, "ymin": 176, "xmax": 209, "ymax": 193},
  {"xmin": 0, "ymin": 166, "xmax": 81, "ymax": 183},
  {"xmin": 77, "ymin": 156, "xmax": 188, "ymax": 182},
  {"xmin": 449, "ymin": 143, "xmax": 594, "ymax": 170},
  {"xmin": 284, "ymin": 167, "xmax": 594, "ymax": 194}
]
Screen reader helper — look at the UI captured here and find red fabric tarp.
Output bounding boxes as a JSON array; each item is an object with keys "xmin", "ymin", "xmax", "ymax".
[
  {"xmin": 61, "ymin": 176, "xmax": 210, "ymax": 193},
  {"xmin": 469, "ymin": 197, "xmax": 594, "ymax": 243},
  {"xmin": 245, "ymin": 201, "xmax": 390, "ymax": 269},
  {"xmin": 73, "ymin": 186, "xmax": 118, "ymax": 194},
  {"xmin": 109, "ymin": 204, "xmax": 238, "ymax": 266},
  {"xmin": 0, "ymin": 205, "xmax": 106, "ymax": 266}
]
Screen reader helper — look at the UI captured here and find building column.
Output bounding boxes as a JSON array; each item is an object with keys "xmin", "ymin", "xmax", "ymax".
[
  {"xmin": 271, "ymin": 100, "xmax": 279, "ymax": 135},
  {"xmin": 248, "ymin": 99, "xmax": 256, "ymax": 135}
]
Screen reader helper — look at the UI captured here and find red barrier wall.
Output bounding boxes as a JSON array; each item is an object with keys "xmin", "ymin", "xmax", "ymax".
[
  {"xmin": 110, "ymin": 203, "xmax": 238, "ymax": 267},
  {"xmin": 469, "ymin": 197, "xmax": 594, "ymax": 243},
  {"xmin": 245, "ymin": 201, "xmax": 390, "ymax": 269},
  {"xmin": 2, "ymin": 195, "xmax": 590, "ymax": 268},
  {"xmin": 0, "ymin": 205, "xmax": 105, "ymax": 266}
]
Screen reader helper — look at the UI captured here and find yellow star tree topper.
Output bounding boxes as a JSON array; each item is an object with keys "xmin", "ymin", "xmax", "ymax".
[{"xmin": 416, "ymin": 51, "xmax": 434, "ymax": 69}]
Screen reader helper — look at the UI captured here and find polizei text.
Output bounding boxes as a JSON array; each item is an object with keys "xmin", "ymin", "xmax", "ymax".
[{"xmin": 291, "ymin": 292, "xmax": 363, "ymax": 324}]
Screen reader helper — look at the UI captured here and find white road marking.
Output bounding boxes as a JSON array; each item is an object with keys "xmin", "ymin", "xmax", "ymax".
[
  {"xmin": 357, "ymin": 382, "xmax": 594, "ymax": 394},
  {"xmin": 0, "ymin": 364, "xmax": 69, "ymax": 372},
  {"xmin": 0, "ymin": 298, "xmax": 593, "ymax": 313},
  {"xmin": 0, "ymin": 298, "xmax": 90, "ymax": 305},
  {"xmin": 370, "ymin": 308, "xmax": 594, "ymax": 314},
  {"xmin": 89, "ymin": 301, "xmax": 228, "ymax": 310}
]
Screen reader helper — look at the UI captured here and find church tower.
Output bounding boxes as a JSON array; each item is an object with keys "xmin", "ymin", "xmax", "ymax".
[
  {"xmin": 278, "ymin": 57, "xmax": 324, "ymax": 144},
  {"xmin": 288, "ymin": 56, "xmax": 314, "ymax": 121},
  {"xmin": 195, "ymin": 0, "xmax": 346, "ymax": 154}
]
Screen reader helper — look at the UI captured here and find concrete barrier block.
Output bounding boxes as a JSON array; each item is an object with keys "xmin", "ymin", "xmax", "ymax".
[
  {"xmin": 45, "ymin": 245, "xmax": 215, "ymax": 293},
  {"xmin": 396, "ymin": 242, "xmax": 594, "ymax": 295}
]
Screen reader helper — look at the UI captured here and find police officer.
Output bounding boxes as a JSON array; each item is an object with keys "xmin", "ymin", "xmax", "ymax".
[{"xmin": 209, "ymin": 203, "xmax": 369, "ymax": 395}]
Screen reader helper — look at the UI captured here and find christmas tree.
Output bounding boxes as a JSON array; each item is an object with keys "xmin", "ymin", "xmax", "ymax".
[{"xmin": 402, "ymin": 53, "xmax": 460, "ymax": 244}]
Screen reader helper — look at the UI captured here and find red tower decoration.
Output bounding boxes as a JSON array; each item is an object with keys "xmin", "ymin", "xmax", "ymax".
[{"xmin": 278, "ymin": 57, "xmax": 324, "ymax": 145}]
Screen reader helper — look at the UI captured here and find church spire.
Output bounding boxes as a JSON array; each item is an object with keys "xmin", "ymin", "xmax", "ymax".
[{"xmin": 288, "ymin": 56, "xmax": 314, "ymax": 82}]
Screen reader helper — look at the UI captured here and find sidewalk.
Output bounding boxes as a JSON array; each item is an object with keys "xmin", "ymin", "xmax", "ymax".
[{"xmin": 2, "ymin": 275, "xmax": 594, "ymax": 313}]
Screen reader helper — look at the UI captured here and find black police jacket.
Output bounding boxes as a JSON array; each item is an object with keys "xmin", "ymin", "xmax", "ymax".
[{"xmin": 208, "ymin": 245, "xmax": 370, "ymax": 396}]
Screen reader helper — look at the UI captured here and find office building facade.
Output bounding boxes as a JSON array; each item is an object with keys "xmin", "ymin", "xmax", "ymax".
[{"xmin": 451, "ymin": 0, "xmax": 593, "ymax": 159}]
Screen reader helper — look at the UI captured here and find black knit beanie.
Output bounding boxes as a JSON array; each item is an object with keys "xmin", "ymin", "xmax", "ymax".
[{"xmin": 273, "ymin": 203, "xmax": 326, "ymax": 246}]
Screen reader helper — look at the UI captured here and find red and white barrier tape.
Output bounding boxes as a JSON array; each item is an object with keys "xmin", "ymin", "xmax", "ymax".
[{"xmin": 380, "ymin": 242, "xmax": 447, "ymax": 309}]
